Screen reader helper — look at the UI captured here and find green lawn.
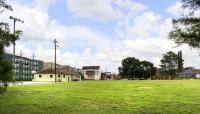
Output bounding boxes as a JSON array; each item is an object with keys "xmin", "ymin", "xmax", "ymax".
[{"xmin": 1, "ymin": 80, "xmax": 200, "ymax": 114}]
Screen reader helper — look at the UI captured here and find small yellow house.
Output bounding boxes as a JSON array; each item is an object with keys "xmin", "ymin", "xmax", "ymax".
[{"xmin": 33, "ymin": 68, "xmax": 74, "ymax": 82}]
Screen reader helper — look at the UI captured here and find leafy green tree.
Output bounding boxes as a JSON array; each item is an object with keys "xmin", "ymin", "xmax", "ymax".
[
  {"xmin": 0, "ymin": 61, "xmax": 13, "ymax": 87},
  {"xmin": 0, "ymin": 0, "xmax": 21, "ymax": 87},
  {"xmin": 0, "ymin": 0, "xmax": 16, "ymax": 56},
  {"xmin": 140, "ymin": 61, "xmax": 156, "ymax": 79},
  {"xmin": 160, "ymin": 51, "xmax": 183, "ymax": 79},
  {"xmin": 119, "ymin": 57, "xmax": 156, "ymax": 79},
  {"xmin": 119, "ymin": 57, "xmax": 141, "ymax": 79},
  {"xmin": 0, "ymin": 23, "xmax": 18, "ymax": 54},
  {"xmin": 178, "ymin": 51, "xmax": 184, "ymax": 73},
  {"xmin": 169, "ymin": 0, "xmax": 200, "ymax": 48}
]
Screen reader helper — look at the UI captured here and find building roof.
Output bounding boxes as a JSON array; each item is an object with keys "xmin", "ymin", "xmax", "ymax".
[
  {"xmin": 180, "ymin": 67, "xmax": 196, "ymax": 75},
  {"xmin": 35, "ymin": 68, "xmax": 75, "ymax": 75},
  {"xmin": 5, "ymin": 53, "xmax": 43, "ymax": 62},
  {"xmin": 82, "ymin": 66, "xmax": 100, "ymax": 70}
]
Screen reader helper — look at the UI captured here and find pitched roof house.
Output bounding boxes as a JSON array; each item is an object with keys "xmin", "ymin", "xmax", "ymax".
[
  {"xmin": 82, "ymin": 66, "xmax": 101, "ymax": 80},
  {"xmin": 101, "ymin": 72, "xmax": 122, "ymax": 80},
  {"xmin": 33, "ymin": 68, "xmax": 81, "ymax": 82},
  {"xmin": 195, "ymin": 69, "xmax": 200, "ymax": 78},
  {"xmin": 179, "ymin": 67, "xmax": 196, "ymax": 79}
]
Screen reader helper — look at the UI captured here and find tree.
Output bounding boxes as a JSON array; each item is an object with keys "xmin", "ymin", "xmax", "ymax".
[
  {"xmin": 0, "ymin": 0, "xmax": 16, "ymax": 56},
  {"xmin": 119, "ymin": 57, "xmax": 141, "ymax": 79},
  {"xmin": 140, "ymin": 61, "xmax": 156, "ymax": 79},
  {"xmin": 160, "ymin": 51, "xmax": 183, "ymax": 79},
  {"xmin": 118, "ymin": 57, "xmax": 156, "ymax": 79},
  {"xmin": 169, "ymin": 0, "xmax": 200, "ymax": 48},
  {"xmin": 178, "ymin": 51, "xmax": 184, "ymax": 74},
  {"xmin": 0, "ymin": 23, "xmax": 19, "ymax": 54},
  {"xmin": 0, "ymin": 0, "xmax": 21, "ymax": 87},
  {"xmin": 0, "ymin": 23, "xmax": 21, "ymax": 52},
  {"xmin": 0, "ymin": 61, "xmax": 13, "ymax": 87},
  {"xmin": 0, "ymin": 0, "xmax": 13, "ymax": 13}
]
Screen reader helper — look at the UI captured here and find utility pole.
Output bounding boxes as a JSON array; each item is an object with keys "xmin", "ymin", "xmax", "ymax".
[
  {"xmin": 53, "ymin": 39, "xmax": 59, "ymax": 83},
  {"xmin": 9, "ymin": 16, "xmax": 23, "ymax": 80},
  {"xmin": 30, "ymin": 53, "xmax": 35, "ymax": 80},
  {"xmin": 19, "ymin": 50, "xmax": 23, "ymax": 84},
  {"xmin": 31, "ymin": 53, "xmax": 35, "ymax": 73},
  {"xmin": 178, "ymin": 50, "xmax": 183, "ymax": 80},
  {"xmin": 19, "ymin": 50, "xmax": 23, "ymax": 57},
  {"xmin": 32, "ymin": 53, "xmax": 35, "ymax": 70}
]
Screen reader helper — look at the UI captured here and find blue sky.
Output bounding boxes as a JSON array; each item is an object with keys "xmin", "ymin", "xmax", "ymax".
[
  {"xmin": 49, "ymin": 0, "xmax": 177, "ymax": 36},
  {"xmin": 2, "ymin": 0, "xmax": 200, "ymax": 72}
]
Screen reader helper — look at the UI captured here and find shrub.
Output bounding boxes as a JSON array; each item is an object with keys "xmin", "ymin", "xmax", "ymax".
[
  {"xmin": 0, "ymin": 61, "xmax": 14, "ymax": 87},
  {"xmin": 73, "ymin": 79, "xmax": 79, "ymax": 81},
  {"xmin": 0, "ymin": 87, "xmax": 7, "ymax": 94}
]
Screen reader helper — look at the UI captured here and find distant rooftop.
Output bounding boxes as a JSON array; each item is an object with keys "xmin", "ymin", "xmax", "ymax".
[
  {"xmin": 82, "ymin": 66, "xmax": 100, "ymax": 70},
  {"xmin": 5, "ymin": 53, "xmax": 43, "ymax": 62}
]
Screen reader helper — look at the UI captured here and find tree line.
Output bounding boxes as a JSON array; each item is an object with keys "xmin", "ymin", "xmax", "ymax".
[
  {"xmin": 119, "ymin": 51, "xmax": 184, "ymax": 80},
  {"xmin": 118, "ymin": 57, "xmax": 156, "ymax": 80}
]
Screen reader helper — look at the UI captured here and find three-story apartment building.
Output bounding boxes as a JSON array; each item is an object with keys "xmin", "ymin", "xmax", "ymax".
[{"xmin": 3, "ymin": 53, "xmax": 44, "ymax": 81}]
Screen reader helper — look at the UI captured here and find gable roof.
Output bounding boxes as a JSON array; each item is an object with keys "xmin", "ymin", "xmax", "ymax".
[
  {"xmin": 82, "ymin": 66, "xmax": 100, "ymax": 70},
  {"xmin": 35, "ymin": 68, "xmax": 75, "ymax": 75},
  {"xmin": 180, "ymin": 67, "xmax": 196, "ymax": 75}
]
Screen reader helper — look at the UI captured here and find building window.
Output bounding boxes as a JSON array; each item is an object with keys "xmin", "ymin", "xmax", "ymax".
[
  {"xmin": 50, "ymin": 75, "xmax": 53, "ymax": 78},
  {"xmin": 58, "ymin": 75, "xmax": 60, "ymax": 78},
  {"xmin": 63, "ymin": 75, "xmax": 65, "ymax": 78},
  {"xmin": 39, "ymin": 75, "xmax": 42, "ymax": 78}
]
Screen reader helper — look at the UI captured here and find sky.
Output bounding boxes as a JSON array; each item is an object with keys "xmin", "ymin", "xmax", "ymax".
[{"xmin": 1, "ymin": 0, "xmax": 200, "ymax": 73}]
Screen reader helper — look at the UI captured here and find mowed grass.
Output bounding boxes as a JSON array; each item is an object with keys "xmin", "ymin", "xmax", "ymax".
[{"xmin": 1, "ymin": 80, "xmax": 200, "ymax": 114}]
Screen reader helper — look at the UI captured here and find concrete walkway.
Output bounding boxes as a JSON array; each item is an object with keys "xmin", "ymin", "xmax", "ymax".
[{"xmin": 12, "ymin": 81, "xmax": 55, "ymax": 86}]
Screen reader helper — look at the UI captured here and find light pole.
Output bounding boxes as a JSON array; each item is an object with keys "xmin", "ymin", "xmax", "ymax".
[
  {"xmin": 53, "ymin": 39, "xmax": 59, "ymax": 83},
  {"xmin": 9, "ymin": 16, "xmax": 23, "ymax": 80}
]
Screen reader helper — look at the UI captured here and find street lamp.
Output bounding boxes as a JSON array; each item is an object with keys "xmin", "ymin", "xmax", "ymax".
[
  {"xmin": 9, "ymin": 16, "xmax": 24, "ymax": 80},
  {"xmin": 53, "ymin": 39, "xmax": 59, "ymax": 83}
]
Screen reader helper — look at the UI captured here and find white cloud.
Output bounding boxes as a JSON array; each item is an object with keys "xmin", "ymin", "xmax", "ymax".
[
  {"xmin": 66, "ymin": 0, "xmax": 147, "ymax": 21},
  {"xmin": 114, "ymin": 0, "xmax": 147, "ymax": 13},
  {"xmin": 166, "ymin": 1, "xmax": 200, "ymax": 17},
  {"xmin": 67, "ymin": 0, "xmax": 124, "ymax": 21},
  {"xmin": 0, "ymin": 1, "xmax": 51, "ymax": 41},
  {"xmin": 126, "ymin": 12, "xmax": 162, "ymax": 39},
  {"xmin": 32, "ymin": 0, "xmax": 58, "ymax": 11},
  {"xmin": 166, "ymin": 2, "xmax": 183, "ymax": 17}
]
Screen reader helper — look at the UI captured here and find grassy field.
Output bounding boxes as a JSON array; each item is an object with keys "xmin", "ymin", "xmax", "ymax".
[{"xmin": 1, "ymin": 80, "xmax": 200, "ymax": 114}]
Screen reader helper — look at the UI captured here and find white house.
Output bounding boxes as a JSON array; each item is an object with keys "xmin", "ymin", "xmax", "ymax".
[
  {"xmin": 179, "ymin": 67, "xmax": 196, "ymax": 79},
  {"xmin": 195, "ymin": 69, "xmax": 200, "ymax": 78},
  {"xmin": 82, "ymin": 66, "xmax": 101, "ymax": 80}
]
